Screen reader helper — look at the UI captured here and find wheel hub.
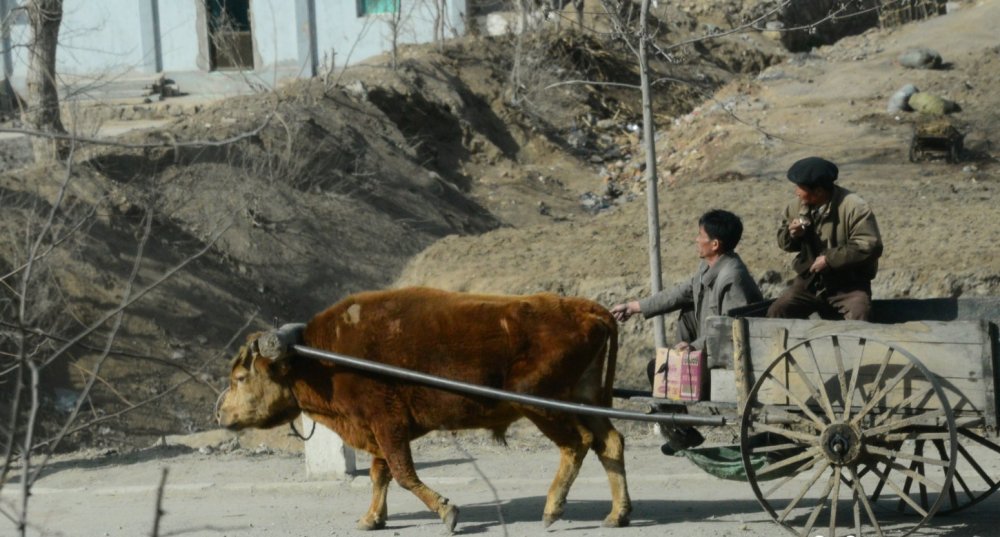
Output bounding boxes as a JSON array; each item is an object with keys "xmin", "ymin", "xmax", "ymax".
[{"xmin": 820, "ymin": 422, "xmax": 863, "ymax": 465}]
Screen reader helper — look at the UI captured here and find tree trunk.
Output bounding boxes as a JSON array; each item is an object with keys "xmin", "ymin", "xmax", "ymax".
[
  {"xmin": 638, "ymin": 0, "xmax": 666, "ymax": 348},
  {"xmin": 24, "ymin": 0, "xmax": 65, "ymax": 163}
]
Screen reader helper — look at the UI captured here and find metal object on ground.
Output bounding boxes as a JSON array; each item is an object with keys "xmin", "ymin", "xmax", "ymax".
[{"xmin": 909, "ymin": 119, "xmax": 963, "ymax": 163}]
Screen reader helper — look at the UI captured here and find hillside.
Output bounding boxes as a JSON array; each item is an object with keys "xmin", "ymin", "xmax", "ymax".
[{"xmin": 0, "ymin": 0, "xmax": 997, "ymax": 450}]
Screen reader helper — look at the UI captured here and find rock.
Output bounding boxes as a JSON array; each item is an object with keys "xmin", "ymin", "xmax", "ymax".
[
  {"xmin": 887, "ymin": 84, "xmax": 919, "ymax": 113},
  {"xmin": 898, "ymin": 47, "xmax": 942, "ymax": 69},
  {"xmin": 908, "ymin": 92, "xmax": 960, "ymax": 115},
  {"xmin": 763, "ymin": 20, "xmax": 784, "ymax": 41}
]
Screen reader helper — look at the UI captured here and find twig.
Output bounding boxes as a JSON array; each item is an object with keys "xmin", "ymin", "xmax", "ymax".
[
  {"xmin": 150, "ymin": 467, "xmax": 169, "ymax": 537},
  {"xmin": 30, "ymin": 311, "xmax": 258, "ymax": 451},
  {"xmin": 0, "ymin": 322, "xmax": 220, "ymax": 393},
  {"xmin": 0, "ymin": 113, "xmax": 273, "ymax": 150},
  {"xmin": 70, "ymin": 361, "xmax": 134, "ymax": 406}
]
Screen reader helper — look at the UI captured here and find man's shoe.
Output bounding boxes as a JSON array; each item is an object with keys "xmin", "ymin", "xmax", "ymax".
[
  {"xmin": 660, "ymin": 425, "xmax": 705, "ymax": 452},
  {"xmin": 660, "ymin": 443, "xmax": 680, "ymax": 456}
]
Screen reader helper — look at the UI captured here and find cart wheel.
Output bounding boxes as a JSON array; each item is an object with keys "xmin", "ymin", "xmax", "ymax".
[
  {"xmin": 898, "ymin": 424, "xmax": 1000, "ymax": 515},
  {"xmin": 908, "ymin": 136, "xmax": 918, "ymax": 163},
  {"xmin": 740, "ymin": 335, "xmax": 957, "ymax": 537}
]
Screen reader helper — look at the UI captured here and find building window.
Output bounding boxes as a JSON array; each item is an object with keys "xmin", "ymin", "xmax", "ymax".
[{"xmin": 357, "ymin": 0, "xmax": 399, "ymax": 17}]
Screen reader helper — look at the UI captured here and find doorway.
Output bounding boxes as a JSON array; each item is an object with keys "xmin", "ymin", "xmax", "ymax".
[{"xmin": 208, "ymin": 0, "xmax": 253, "ymax": 70}]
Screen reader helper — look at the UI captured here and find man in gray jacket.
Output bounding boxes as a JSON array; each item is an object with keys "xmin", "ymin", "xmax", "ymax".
[
  {"xmin": 767, "ymin": 157, "xmax": 883, "ymax": 320},
  {"xmin": 611, "ymin": 209, "xmax": 762, "ymax": 453},
  {"xmin": 611, "ymin": 209, "xmax": 763, "ymax": 364}
]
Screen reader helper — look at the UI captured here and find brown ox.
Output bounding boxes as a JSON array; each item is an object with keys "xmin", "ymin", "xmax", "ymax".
[{"xmin": 216, "ymin": 287, "xmax": 631, "ymax": 532}]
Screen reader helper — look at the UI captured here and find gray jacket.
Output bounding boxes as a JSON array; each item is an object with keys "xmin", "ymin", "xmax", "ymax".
[{"xmin": 638, "ymin": 252, "xmax": 762, "ymax": 350}]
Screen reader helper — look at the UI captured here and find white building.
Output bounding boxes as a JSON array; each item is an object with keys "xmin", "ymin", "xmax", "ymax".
[{"xmin": 1, "ymin": 0, "xmax": 470, "ymax": 95}]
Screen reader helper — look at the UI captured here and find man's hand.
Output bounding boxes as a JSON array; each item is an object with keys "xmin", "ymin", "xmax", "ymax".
[
  {"xmin": 674, "ymin": 341, "xmax": 691, "ymax": 351},
  {"xmin": 810, "ymin": 255, "xmax": 829, "ymax": 273},
  {"xmin": 610, "ymin": 301, "xmax": 640, "ymax": 322},
  {"xmin": 788, "ymin": 218, "xmax": 807, "ymax": 239}
]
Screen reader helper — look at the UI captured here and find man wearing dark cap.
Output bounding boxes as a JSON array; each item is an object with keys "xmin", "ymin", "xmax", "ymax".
[{"xmin": 767, "ymin": 157, "xmax": 883, "ymax": 320}]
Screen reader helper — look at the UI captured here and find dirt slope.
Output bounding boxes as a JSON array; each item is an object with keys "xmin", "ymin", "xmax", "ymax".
[{"xmin": 397, "ymin": 0, "xmax": 1000, "ymax": 387}]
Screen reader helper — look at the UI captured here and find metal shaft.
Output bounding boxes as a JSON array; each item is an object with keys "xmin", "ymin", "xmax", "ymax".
[{"xmin": 292, "ymin": 345, "xmax": 726, "ymax": 427}]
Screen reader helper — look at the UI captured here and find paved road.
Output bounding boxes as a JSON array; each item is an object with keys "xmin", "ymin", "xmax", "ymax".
[{"xmin": 5, "ymin": 431, "xmax": 999, "ymax": 537}]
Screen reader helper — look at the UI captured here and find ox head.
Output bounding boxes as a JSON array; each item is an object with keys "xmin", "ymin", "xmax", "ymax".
[{"xmin": 215, "ymin": 324, "xmax": 305, "ymax": 430}]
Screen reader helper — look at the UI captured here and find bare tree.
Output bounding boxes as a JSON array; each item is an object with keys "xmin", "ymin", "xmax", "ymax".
[{"xmin": 22, "ymin": 0, "xmax": 65, "ymax": 163}]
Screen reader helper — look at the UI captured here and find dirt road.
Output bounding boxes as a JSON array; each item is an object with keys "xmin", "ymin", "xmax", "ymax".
[{"xmin": 7, "ymin": 429, "xmax": 999, "ymax": 537}]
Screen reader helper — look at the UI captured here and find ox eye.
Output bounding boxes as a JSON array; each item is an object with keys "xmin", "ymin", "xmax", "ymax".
[{"xmin": 234, "ymin": 374, "xmax": 247, "ymax": 384}]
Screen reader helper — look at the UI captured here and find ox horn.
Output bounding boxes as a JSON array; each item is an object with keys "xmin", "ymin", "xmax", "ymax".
[{"xmin": 255, "ymin": 323, "xmax": 306, "ymax": 360}]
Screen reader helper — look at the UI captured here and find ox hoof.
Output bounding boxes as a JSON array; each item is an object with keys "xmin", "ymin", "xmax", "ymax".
[
  {"xmin": 356, "ymin": 517, "xmax": 386, "ymax": 531},
  {"xmin": 542, "ymin": 513, "xmax": 562, "ymax": 528},
  {"xmin": 601, "ymin": 513, "xmax": 630, "ymax": 528},
  {"xmin": 441, "ymin": 504, "xmax": 459, "ymax": 534}
]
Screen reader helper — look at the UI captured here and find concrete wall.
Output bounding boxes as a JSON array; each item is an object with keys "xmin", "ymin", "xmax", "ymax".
[
  {"xmin": 6, "ymin": 0, "xmax": 150, "ymax": 80},
  {"xmin": 1, "ymin": 0, "xmax": 469, "ymax": 94},
  {"xmin": 252, "ymin": 0, "xmax": 304, "ymax": 73},
  {"xmin": 315, "ymin": 0, "xmax": 467, "ymax": 71},
  {"xmin": 158, "ymin": 1, "xmax": 203, "ymax": 72}
]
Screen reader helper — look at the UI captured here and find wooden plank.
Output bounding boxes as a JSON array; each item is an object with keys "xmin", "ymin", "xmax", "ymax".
[
  {"xmin": 747, "ymin": 340, "xmax": 986, "ymax": 380},
  {"xmin": 743, "ymin": 319, "xmax": 992, "ymax": 417},
  {"xmin": 744, "ymin": 320, "xmax": 988, "ymax": 380},
  {"xmin": 755, "ymin": 372, "xmax": 987, "ymax": 415},
  {"xmin": 746, "ymin": 318, "xmax": 987, "ymax": 345}
]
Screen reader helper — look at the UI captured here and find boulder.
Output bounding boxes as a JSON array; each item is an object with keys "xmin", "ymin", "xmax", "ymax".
[
  {"xmin": 887, "ymin": 84, "xmax": 919, "ymax": 113},
  {"xmin": 899, "ymin": 47, "xmax": 943, "ymax": 69},
  {"xmin": 908, "ymin": 92, "xmax": 960, "ymax": 115}
]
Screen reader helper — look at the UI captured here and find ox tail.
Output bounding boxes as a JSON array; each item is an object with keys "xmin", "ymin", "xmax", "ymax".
[{"xmin": 601, "ymin": 314, "xmax": 619, "ymax": 407}]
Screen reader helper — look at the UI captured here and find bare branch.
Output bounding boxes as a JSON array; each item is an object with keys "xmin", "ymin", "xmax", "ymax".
[
  {"xmin": 0, "ymin": 113, "xmax": 274, "ymax": 149},
  {"xmin": 151, "ymin": 467, "xmax": 169, "ymax": 537}
]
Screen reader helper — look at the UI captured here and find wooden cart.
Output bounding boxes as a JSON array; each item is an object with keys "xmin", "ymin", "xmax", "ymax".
[
  {"xmin": 641, "ymin": 296, "xmax": 1000, "ymax": 537},
  {"xmin": 291, "ymin": 295, "xmax": 1000, "ymax": 537}
]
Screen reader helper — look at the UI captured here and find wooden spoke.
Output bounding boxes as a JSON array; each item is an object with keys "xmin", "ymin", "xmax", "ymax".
[
  {"xmin": 958, "ymin": 428, "xmax": 1000, "ymax": 455},
  {"xmin": 932, "ymin": 439, "xmax": 963, "ymax": 511},
  {"xmin": 866, "ymin": 454, "xmax": 946, "ymax": 494},
  {"xmin": 881, "ymin": 431, "xmax": 952, "ymax": 443},
  {"xmin": 752, "ymin": 422, "xmax": 821, "ymax": 445},
  {"xmin": 758, "ymin": 446, "xmax": 823, "ymax": 479},
  {"xmin": 802, "ymin": 469, "xmax": 838, "ymax": 537},
  {"xmin": 750, "ymin": 442, "xmax": 806, "ymax": 454},
  {"xmin": 828, "ymin": 467, "xmax": 842, "ymax": 537},
  {"xmin": 871, "ymin": 385, "xmax": 934, "ymax": 429},
  {"xmin": 850, "ymin": 466, "xmax": 885, "ymax": 537},
  {"xmin": 778, "ymin": 459, "xmax": 831, "ymax": 523},
  {"xmin": 862, "ymin": 410, "xmax": 946, "ymax": 437},
  {"xmin": 830, "ymin": 336, "xmax": 850, "ymax": 415},
  {"xmin": 869, "ymin": 456, "xmax": 892, "ymax": 503},
  {"xmin": 866, "ymin": 463, "xmax": 930, "ymax": 517},
  {"xmin": 866, "ymin": 445, "xmax": 950, "ymax": 469},
  {"xmin": 956, "ymin": 442, "xmax": 997, "ymax": 488},
  {"xmin": 785, "ymin": 354, "xmax": 837, "ymax": 423},
  {"xmin": 763, "ymin": 454, "xmax": 822, "ymax": 499},
  {"xmin": 852, "ymin": 361, "xmax": 915, "ymax": 426},
  {"xmin": 843, "ymin": 337, "xmax": 869, "ymax": 422},
  {"xmin": 760, "ymin": 371, "xmax": 828, "ymax": 429},
  {"xmin": 802, "ymin": 341, "xmax": 839, "ymax": 421}
]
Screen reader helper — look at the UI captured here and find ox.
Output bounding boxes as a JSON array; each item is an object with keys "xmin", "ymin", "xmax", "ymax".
[{"xmin": 216, "ymin": 286, "xmax": 631, "ymax": 532}]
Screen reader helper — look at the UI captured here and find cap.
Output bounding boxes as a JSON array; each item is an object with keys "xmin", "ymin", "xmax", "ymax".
[{"xmin": 787, "ymin": 157, "xmax": 838, "ymax": 188}]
